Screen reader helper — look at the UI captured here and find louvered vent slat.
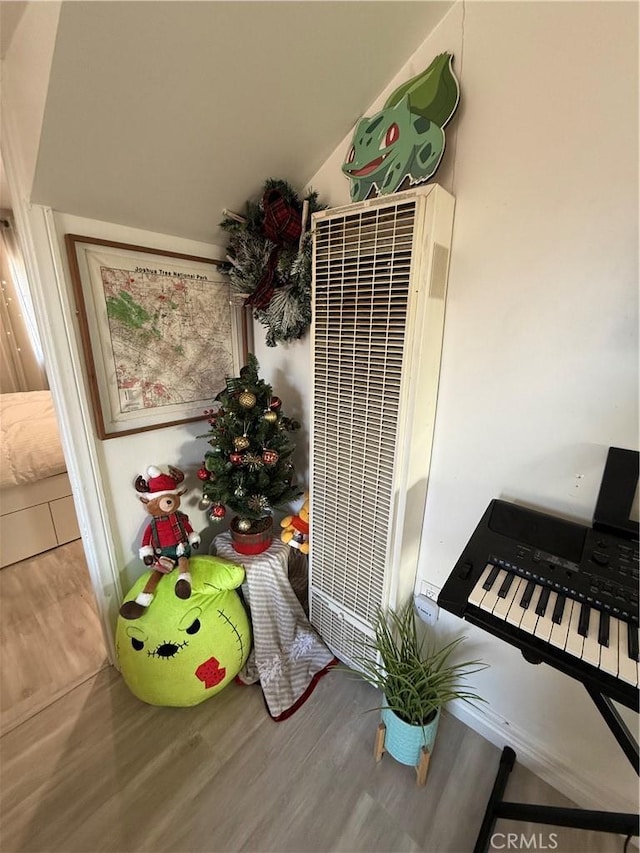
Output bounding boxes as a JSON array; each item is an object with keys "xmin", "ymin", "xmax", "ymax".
[
  {"xmin": 310, "ymin": 199, "xmax": 415, "ymax": 631},
  {"xmin": 310, "ymin": 596, "xmax": 377, "ymax": 669},
  {"xmin": 310, "ymin": 186, "xmax": 454, "ymax": 671}
]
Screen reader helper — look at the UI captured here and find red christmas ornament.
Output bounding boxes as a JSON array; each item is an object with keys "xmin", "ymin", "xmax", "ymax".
[
  {"xmin": 262, "ymin": 449, "xmax": 279, "ymax": 466},
  {"xmin": 269, "ymin": 396, "xmax": 282, "ymax": 411},
  {"xmin": 197, "ymin": 467, "xmax": 210, "ymax": 481},
  {"xmin": 230, "ymin": 452, "xmax": 244, "ymax": 465},
  {"xmin": 210, "ymin": 504, "xmax": 226, "ymax": 519}
]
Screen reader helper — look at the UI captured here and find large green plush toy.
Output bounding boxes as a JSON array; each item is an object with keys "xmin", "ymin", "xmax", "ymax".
[{"xmin": 116, "ymin": 555, "xmax": 251, "ymax": 707}]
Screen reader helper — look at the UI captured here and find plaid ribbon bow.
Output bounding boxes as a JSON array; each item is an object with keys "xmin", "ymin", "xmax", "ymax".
[
  {"xmin": 245, "ymin": 189, "xmax": 303, "ymax": 309},
  {"xmin": 262, "ymin": 189, "xmax": 302, "ymax": 245}
]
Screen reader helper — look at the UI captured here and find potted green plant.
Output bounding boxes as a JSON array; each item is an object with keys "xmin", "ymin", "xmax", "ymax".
[{"xmin": 355, "ymin": 603, "xmax": 487, "ymax": 784}]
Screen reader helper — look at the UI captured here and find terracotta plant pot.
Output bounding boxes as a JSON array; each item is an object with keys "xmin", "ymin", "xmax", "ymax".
[{"xmin": 230, "ymin": 515, "xmax": 273, "ymax": 555}]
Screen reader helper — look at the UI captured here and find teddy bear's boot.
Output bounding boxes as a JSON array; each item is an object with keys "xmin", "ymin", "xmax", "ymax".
[
  {"xmin": 119, "ymin": 597, "xmax": 150, "ymax": 620},
  {"xmin": 174, "ymin": 557, "xmax": 192, "ymax": 599},
  {"xmin": 119, "ymin": 570, "xmax": 162, "ymax": 619}
]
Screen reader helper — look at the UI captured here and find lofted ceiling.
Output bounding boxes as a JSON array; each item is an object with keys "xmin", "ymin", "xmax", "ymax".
[
  {"xmin": 0, "ymin": 2, "xmax": 27, "ymax": 60},
  {"xmin": 29, "ymin": 1, "xmax": 452, "ymax": 245}
]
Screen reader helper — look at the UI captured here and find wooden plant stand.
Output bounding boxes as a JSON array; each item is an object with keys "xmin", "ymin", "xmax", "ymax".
[{"xmin": 374, "ymin": 721, "xmax": 432, "ymax": 786}]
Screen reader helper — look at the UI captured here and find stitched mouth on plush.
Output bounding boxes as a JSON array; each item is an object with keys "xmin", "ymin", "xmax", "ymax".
[{"xmin": 195, "ymin": 656, "xmax": 227, "ymax": 688}]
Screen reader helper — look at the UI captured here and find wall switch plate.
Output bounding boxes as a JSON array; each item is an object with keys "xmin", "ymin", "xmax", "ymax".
[{"xmin": 414, "ymin": 594, "xmax": 439, "ymax": 625}]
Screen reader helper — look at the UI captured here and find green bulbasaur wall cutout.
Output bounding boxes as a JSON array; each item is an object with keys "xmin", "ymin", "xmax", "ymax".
[{"xmin": 342, "ymin": 53, "xmax": 460, "ymax": 202}]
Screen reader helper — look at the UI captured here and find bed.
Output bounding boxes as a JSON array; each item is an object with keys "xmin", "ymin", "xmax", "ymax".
[{"xmin": 0, "ymin": 391, "xmax": 80, "ymax": 568}]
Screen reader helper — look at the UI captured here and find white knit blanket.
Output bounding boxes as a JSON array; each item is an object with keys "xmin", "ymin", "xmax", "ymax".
[{"xmin": 214, "ymin": 533, "xmax": 335, "ymax": 719}]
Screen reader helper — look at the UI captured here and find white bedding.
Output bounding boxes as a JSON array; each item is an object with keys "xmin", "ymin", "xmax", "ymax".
[{"xmin": 0, "ymin": 391, "xmax": 67, "ymax": 489}]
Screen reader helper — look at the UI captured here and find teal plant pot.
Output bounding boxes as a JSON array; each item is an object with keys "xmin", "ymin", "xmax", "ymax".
[{"xmin": 381, "ymin": 705, "xmax": 440, "ymax": 766}]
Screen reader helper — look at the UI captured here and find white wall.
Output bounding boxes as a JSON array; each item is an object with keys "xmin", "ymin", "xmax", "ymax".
[{"xmin": 256, "ymin": 0, "xmax": 639, "ymax": 815}]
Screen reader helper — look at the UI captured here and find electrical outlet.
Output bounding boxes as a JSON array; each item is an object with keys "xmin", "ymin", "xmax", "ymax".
[
  {"xmin": 414, "ymin": 594, "xmax": 439, "ymax": 625},
  {"xmin": 420, "ymin": 581, "xmax": 440, "ymax": 602}
]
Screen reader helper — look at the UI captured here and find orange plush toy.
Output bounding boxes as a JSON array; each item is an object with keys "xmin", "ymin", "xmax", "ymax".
[{"xmin": 280, "ymin": 494, "xmax": 310, "ymax": 555}]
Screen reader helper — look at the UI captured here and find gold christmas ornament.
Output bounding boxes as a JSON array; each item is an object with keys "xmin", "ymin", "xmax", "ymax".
[
  {"xmin": 248, "ymin": 494, "xmax": 269, "ymax": 513},
  {"xmin": 236, "ymin": 517, "xmax": 252, "ymax": 532},
  {"xmin": 234, "ymin": 435, "xmax": 250, "ymax": 451},
  {"xmin": 239, "ymin": 390, "xmax": 257, "ymax": 409},
  {"xmin": 244, "ymin": 453, "xmax": 264, "ymax": 471},
  {"xmin": 263, "ymin": 410, "xmax": 278, "ymax": 424}
]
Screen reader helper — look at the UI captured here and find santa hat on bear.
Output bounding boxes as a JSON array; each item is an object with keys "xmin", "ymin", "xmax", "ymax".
[{"xmin": 138, "ymin": 466, "xmax": 182, "ymax": 498}]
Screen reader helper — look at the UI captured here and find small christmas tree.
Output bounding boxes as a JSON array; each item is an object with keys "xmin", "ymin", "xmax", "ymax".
[{"xmin": 199, "ymin": 354, "xmax": 302, "ymax": 535}]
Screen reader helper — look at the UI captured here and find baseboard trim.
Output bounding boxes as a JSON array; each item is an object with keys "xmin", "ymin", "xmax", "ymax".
[{"xmin": 446, "ymin": 698, "xmax": 638, "ymax": 817}]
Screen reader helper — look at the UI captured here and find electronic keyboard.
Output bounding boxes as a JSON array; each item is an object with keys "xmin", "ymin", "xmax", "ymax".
[{"xmin": 438, "ymin": 498, "xmax": 639, "ymax": 711}]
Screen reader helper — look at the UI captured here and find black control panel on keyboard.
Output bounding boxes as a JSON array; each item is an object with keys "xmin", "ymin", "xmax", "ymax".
[{"xmin": 457, "ymin": 499, "xmax": 639, "ymax": 625}]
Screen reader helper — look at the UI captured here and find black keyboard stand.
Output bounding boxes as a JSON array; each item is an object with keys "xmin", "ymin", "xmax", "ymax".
[{"xmin": 473, "ymin": 683, "xmax": 639, "ymax": 853}]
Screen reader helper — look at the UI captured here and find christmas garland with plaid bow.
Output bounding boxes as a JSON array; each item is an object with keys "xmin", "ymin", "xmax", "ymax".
[{"xmin": 220, "ymin": 179, "xmax": 326, "ymax": 347}]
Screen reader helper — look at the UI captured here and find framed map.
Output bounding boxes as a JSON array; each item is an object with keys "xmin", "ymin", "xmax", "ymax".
[{"xmin": 65, "ymin": 235, "xmax": 250, "ymax": 439}]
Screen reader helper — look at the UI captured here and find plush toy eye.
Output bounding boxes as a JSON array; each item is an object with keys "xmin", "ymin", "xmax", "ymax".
[
  {"xmin": 382, "ymin": 123, "xmax": 400, "ymax": 148},
  {"xmin": 347, "ymin": 146, "xmax": 355, "ymax": 164},
  {"xmin": 179, "ymin": 607, "xmax": 203, "ymax": 632},
  {"xmin": 158, "ymin": 495, "xmax": 177, "ymax": 513},
  {"xmin": 131, "ymin": 638, "xmax": 144, "ymax": 651}
]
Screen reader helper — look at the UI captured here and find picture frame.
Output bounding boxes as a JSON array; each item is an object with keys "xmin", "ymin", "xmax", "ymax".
[{"xmin": 65, "ymin": 235, "xmax": 251, "ymax": 439}]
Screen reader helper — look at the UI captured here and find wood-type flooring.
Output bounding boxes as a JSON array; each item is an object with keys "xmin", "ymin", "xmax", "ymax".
[
  {"xmin": 0, "ymin": 539, "xmax": 108, "ymax": 734},
  {"xmin": 0, "ymin": 543, "xmax": 633, "ymax": 852}
]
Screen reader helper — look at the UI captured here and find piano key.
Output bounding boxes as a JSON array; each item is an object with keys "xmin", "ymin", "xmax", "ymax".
[
  {"xmin": 497, "ymin": 572, "xmax": 515, "ymax": 599},
  {"xmin": 628, "ymin": 623, "xmax": 639, "ymax": 662},
  {"xmin": 505, "ymin": 577, "xmax": 527, "ymax": 626},
  {"xmin": 549, "ymin": 597, "xmax": 573, "ymax": 650},
  {"xmin": 478, "ymin": 569, "xmax": 509, "ymax": 615},
  {"xmin": 483, "ymin": 564, "xmax": 501, "ymax": 591},
  {"xmin": 468, "ymin": 565, "xmax": 495, "ymax": 608},
  {"xmin": 618, "ymin": 625, "xmax": 638, "ymax": 687},
  {"xmin": 565, "ymin": 598, "xmax": 585, "ymax": 659},
  {"xmin": 535, "ymin": 586, "xmax": 551, "ymax": 617},
  {"xmin": 493, "ymin": 575, "xmax": 521, "ymax": 620},
  {"xmin": 599, "ymin": 616, "xmax": 618, "ymax": 678},
  {"xmin": 519, "ymin": 580, "xmax": 536, "ymax": 609},
  {"xmin": 519, "ymin": 585, "xmax": 542, "ymax": 635},
  {"xmin": 582, "ymin": 610, "xmax": 602, "ymax": 667},
  {"xmin": 598, "ymin": 612, "xmax": 610, "ymax": 648},
  {"xmin": 533, "ymin": 591, "xmax": 557, "ymax": 643},
  {"xmin": 577, "ymin": 603, "xmax": 590, "ymax": 637},
  {"xmin": 551, "ymin": 595, "xmax": 566, "ymax": 625}
]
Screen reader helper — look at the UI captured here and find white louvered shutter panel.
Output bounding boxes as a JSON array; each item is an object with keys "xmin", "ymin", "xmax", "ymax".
[{"xmin": 309, "ymin": 185, "xmax": 455, "ymax": 669}]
